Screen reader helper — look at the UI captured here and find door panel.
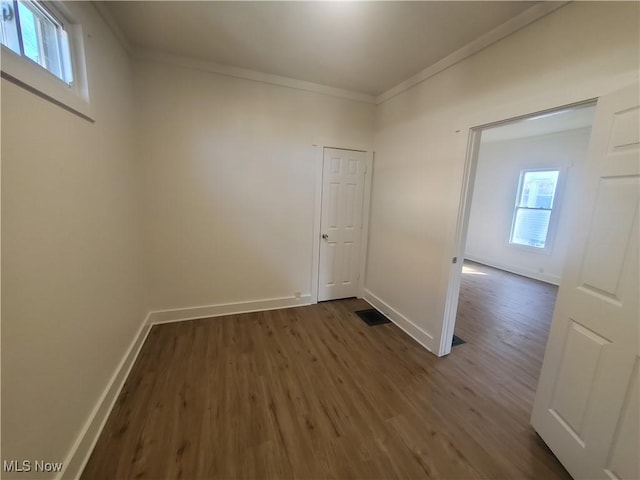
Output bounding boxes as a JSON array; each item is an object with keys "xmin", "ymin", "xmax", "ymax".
[
  {"xmin": 550, "ymin": 321, "xmax": 610, "ymax": 441},
  {"xmin": 531, "ymin": 84, "xmax": 639, "ymax": 479},
  {"xmin": 605, "ymin": 358, "xmax": 639, "ymax": 480},
  {"xmin": 580, "ymin": 177, "xmax": 639, "ymax": 296},
  {"xmin": 318, "ymin": 148, "xmax": 366, "ymax": 302}
]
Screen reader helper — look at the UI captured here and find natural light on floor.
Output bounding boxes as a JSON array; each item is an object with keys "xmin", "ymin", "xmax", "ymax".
[{"xmin": 462, "ymin": 265, "xmax": 488, "ymax": 276}]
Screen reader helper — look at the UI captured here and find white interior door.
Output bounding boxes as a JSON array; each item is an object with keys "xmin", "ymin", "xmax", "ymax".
[
  {"xmin": 318, "ymin": 148, "xmax": 366, "ymax": 302},
  {"xmin": 531, "ymin": 84, "xmax": 639, "ymax": 479}
]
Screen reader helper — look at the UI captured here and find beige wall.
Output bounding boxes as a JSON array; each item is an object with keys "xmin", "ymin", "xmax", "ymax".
[
  {"xmin": 465, "ymin": 128, "xmax": 592, "ymax": 285},
  {"xmin": 1, "ymin": 3, "xmax": 145, "ymax": 478},
  {"xmin": 2, "ymin": 1, "xmax": 639, "ymax": 477},
  {"xmin": 134, "ymin": 59, "xmax": 374, "ymax": 311},
  {"xmin": 366, "ymin": 2, "xmax": 640, "ymax": 353}
]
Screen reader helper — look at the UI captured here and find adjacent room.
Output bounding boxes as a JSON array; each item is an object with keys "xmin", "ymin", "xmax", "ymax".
[
  {"xmin": 452, "ymin": 105, "xmax": 596, "ymax": 423},
  {"xmin": 454, "ymin": 105, "xmax": 595, "ymax": 350},
  {"xmin": 2, "ymin": 2, "xmax": 638, "ymax": 479}
]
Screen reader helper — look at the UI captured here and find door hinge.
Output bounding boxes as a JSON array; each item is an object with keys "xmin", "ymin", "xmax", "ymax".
[{"xmin": 452, "ymin": 256, "xmax": 458, "ymax": 264}]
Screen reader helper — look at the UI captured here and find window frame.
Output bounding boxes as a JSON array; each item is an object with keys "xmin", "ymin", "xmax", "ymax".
[
  {"xmin": 1, "ymin": 0, "xmax": 93, "ymax": 120},
  {"xmin": 508, "ymin": 168, "xmax": 563, "ymax": 254}
]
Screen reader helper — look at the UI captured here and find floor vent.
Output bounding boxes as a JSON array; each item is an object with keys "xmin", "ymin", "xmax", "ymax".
[
  {"xmin": 452, "ymin": 335, "xmax": 466, "ymax": 347},
  {"xmin": 355, "ymin": 309, "xmax": 390, "ymax": 326}
]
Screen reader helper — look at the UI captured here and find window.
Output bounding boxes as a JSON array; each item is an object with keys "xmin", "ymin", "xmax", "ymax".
[
  {"xmin": 1, "ymin": 0, "xmax": 92, "ymax": 119},
  {"xmin": 510, "ymin": 169, "xmax": 560, "ymax": 249},
  {"xmin": 1, "ymin": 0, "xmax": 73, "ymax": 84}
]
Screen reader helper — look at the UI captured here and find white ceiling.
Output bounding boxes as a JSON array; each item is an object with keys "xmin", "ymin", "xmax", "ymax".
[
  {"xmin": 102, "ymin": 1, "xmax": 537, "ymax": 96},
  {"xmin": 481, "ymin": 105, "xmax": 596, "ymax": 143}
]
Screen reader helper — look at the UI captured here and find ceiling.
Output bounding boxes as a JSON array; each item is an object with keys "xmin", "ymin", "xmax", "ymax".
[
  {"xmin": 103, "ymin": 1, "xmax": 538, "ymax": 96},
  {"xmin": 481, "ymin": 105, "xmax": 596, "ymax": 143}
]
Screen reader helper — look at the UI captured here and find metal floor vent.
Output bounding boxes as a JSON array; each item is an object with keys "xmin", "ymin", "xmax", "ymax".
[{"xmin": 355, "ymin": 309, "xmax": 390, "ymax": 326}]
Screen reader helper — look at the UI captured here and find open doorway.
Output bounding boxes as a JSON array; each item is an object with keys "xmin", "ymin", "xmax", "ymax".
[{"xmin": 445, "ymin": 101, "xmax": 597, "ymax": 355}]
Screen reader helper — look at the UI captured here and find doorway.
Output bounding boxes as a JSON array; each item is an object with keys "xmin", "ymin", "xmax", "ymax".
[
  {"xmin": 317, "ymin": 147, "xmax": 369, "ymax": 302},
  {"xmin": 442, "ymin": 100, "xmax": 597, "ymax": 355}
]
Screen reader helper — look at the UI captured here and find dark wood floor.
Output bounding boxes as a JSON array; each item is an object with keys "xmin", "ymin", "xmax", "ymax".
[{"xmin": 82, "ymin": 262, "xmax": 569, "ymax": 479}]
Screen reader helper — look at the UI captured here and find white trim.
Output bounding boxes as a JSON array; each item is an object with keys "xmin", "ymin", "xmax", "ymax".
[
  {"xmin": 438, "ymin": 128, "xmax": 483, "ymax": 357},
  {"xmin": 133, "ymin": 49, "xmax": 376, "ymax": 104},
  {"xmin": 440, "ymin": 99, "xmax": 598, "ymax": 357},
  {"xmin": 91, "ymin": 2, "xmax": 564, "ymax": 107},
  {"xmin": 0, "ymin": 2, "xmax": 94, "ymax": 121},
  {"xmin": 358, "ymin": 151, "xmax": 374, "ymax": 297},
  {"xmin": 508, "ymin": 167, "xmax": 567, "ymax": 256},
  {"xmin": 58, "ymin": 314, "xmax": 152, "ymax": 480},
  {"xmin": 147, "ymin": 295, "xmax": 312, "ymax": 325},
  {"xmin": 310, "ymin": 145, "xmax": 323, "ymax": 304},
  {"xmin": 62, "ymin": 294, "xmax": 314, "ymax": 478},
  {"xmin": 375, "ymin": 2, "xmax": 568, "ymax": 105},
  {"xmin": 314, "ymin": 147, "xmax": 372, "ymax": 303},
  {"xmin": 464, "ymin": 255, "xmax": 561, "ymax": 286},
  {"xmin": 362, "ymin": 289, "xmax": 434, "ymax": 353},
  {"xmin": 91, "ymin": 1, "xmax": 132, "ymax": 54}
]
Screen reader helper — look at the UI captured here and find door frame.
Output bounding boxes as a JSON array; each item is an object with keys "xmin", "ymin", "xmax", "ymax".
[
  {"xmin": 310, "ymin": 145, "xmax": 374, "ymax": 303},
  {"xmin": 439, "ymin": 98, "xmax": 598, "ymax": 356}
]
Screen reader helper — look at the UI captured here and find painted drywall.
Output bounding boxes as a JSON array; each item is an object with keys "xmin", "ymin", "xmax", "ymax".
[
  {"xmin": 367, "ymin": 2, "xmax": 639, "ymax": 353},
  {"xmin": 1, "ymin": 3, "xmax": 145, "ymax": 479},
  {"xmin": 465, "ymin": 128, "xmax": 592, "ymax": 285},
  {"xmin": 134, "ymin": 59, "xmax": 374, "ymax": 312},
  {"xmin": 1, "ymin": 1, "xmax": 638, "ymax": 475}
]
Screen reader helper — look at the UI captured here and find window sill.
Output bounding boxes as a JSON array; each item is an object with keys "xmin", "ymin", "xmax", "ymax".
[
  {"xmin": 1, "ymin": 44, "xmax": 94, "ymax": 122},
  {"xmin": 507, "ymin": 242, "xmax": 553, "ymax": 256}
]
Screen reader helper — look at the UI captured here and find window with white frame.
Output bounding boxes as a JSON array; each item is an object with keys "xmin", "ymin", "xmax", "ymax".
[
  {"xmin": 1, "ymin": 0, "xmax": 92, "ymax": 119},
  {"xmin": 1, "ymin": 0, "xmax": 73, "ymax": 84},
  {"xmin": 510, "ymin": 169, "xmax": 560, "ymax": 249}
]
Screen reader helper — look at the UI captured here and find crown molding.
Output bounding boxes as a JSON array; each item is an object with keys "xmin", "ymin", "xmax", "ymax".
[
  {"xmin": 375, "ymin": 2, "xmax": 569, "ymax": 105},
  {"xmin": 92, "ymin": 1, "xmax": 567, "ymax": 107},
  {"xmin": 91, "ymin": 1, "xmax": 132, "ymax": 55},
  {"xmin": 133, "ymin": 48, "xmax": 377, "ymax": 104}
]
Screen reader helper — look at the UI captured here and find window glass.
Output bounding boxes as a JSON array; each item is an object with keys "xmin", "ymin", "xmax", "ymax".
[
  {"xmin": 1, "ymin": 1, "xmax": 72, "ymax": 84},
  {"xmin": 510, "ymin": 170, "xmax": 559, "ymax": 249},
  {"xmin": 1, "ymin": 1, "xmax": 20, "ymax": 53}
]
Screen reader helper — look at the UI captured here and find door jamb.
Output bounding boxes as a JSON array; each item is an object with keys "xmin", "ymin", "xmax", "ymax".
[
  {"xmin": 310, "ymin": 146, "xmax": 374, "ymax": 303},
  {"xmin": 438, "ymin": 127, "xmax": 483, "ymax": 356},
  {"xmin": 438, "ymin": 99, "xmax": 598, "ymax": 357}
]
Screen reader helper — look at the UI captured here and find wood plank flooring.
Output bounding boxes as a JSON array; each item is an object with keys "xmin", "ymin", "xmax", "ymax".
[{"xmin": 82, "ymin": 263, "xmax": 569, "ymax": 479}]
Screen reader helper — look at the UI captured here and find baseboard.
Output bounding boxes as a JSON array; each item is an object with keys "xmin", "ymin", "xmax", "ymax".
[
  {"xmin": 362, "ymin": 289, "xmax": 434, "ymax": 353},
  {"xmin": 463, "ymin": 255, "xmax": 561, "ymax": 285},
  {"xmin": 58, "ymin": 314, "xmax": 152, "ymax": 480},
  {"xmin": 59, "ymin": 294, "xmax": 314, "ymax": 479},
  {"xmin": 147, "ymin": 295, "xmax": 313, "ymax": 325}
]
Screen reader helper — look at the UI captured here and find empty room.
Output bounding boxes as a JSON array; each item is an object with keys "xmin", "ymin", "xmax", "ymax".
[
  {"xmin": 453, "ymin": 105, "xmax": 596, "ymax": 390},
  {"xmin": 1, "ymin": 2, "xmax": 638, "ymax": 480}
]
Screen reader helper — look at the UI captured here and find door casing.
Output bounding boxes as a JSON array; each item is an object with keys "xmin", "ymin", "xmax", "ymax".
[
  {"xmin": 311, "ymin": 145, "xmax": 374, "ymax": 303},
  {"xmin": 441, "ymin": 98, "xmax": 598, "ymax": 356}
]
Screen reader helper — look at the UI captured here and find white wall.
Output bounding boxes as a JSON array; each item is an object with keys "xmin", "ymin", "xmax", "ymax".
[
  {"xmin": 1, "ymin": 4, "xmax": 145, "ymax": 479},
  {"xmin": 366, "ymin": 2, "xmax": 639, "ymax": 354},
  {"xmin": 134, "ymin": 59, "xmax": 374, "ymax": 314},
  {"xmin": 465, "ymin": 128, "xmax": 592, "ymax": 285}
]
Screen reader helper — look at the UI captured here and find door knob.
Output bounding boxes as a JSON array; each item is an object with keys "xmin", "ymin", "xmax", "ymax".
[{"xmin": 322, "ymin": 234, "xmax": 328, "ymax": 240}]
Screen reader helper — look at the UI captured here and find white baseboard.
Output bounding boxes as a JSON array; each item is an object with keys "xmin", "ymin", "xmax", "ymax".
[
  {"xmin": 147, "ymin": 295, "xmax": 313, "ymax": 325},
  {"xmin": 61, "ymin": 294, "xmax": 314, "ymax": 479},
  {"xmin": 362, "ymin": 289, "xmax": 434, "ymax": 353},
  {"xmin": 463, "ymin": 254, "xmax": 561, "ymax": 285},
  {"xmin": 59, "ymin": 314, "xmax": 152, "ymax": 480},
  {"xmin": 57, "ymin": 292, "xmax": 437, "ymax": 478}
]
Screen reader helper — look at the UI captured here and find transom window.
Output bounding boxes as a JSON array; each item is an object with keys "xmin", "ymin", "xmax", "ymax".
[
  {"xmin": 510, "ymin": 169, "xmax": 560, "ymax": 249},
  {"xmin": 1, "ymin": 0, "xmax": 73, "ymax": 84}
]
